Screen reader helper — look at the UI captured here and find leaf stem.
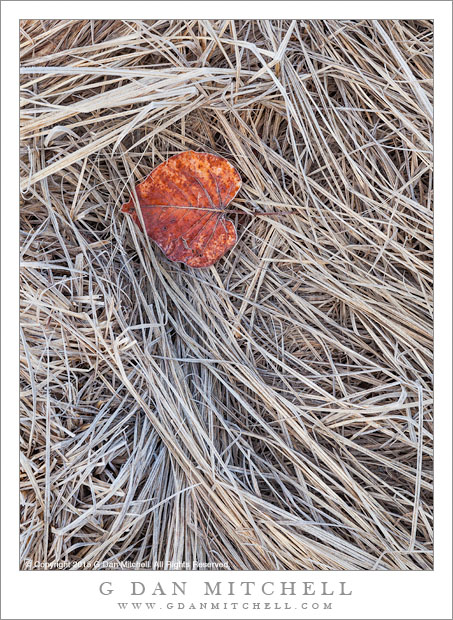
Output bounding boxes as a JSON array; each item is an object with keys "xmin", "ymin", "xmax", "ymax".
[{"xmin": 125, "ymin": 204, "xmax": 294, "ymax": 217}]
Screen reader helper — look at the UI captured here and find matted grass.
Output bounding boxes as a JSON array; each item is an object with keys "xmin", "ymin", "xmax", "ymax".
[{"xmin": 20, "ymin": 19, "xmax": 433, "ymax": 570}]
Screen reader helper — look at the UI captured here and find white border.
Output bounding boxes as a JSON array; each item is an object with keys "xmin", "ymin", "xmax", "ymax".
[{"xmin": 2, "ymin": 3, "xmax": 451, "ymax": 619}]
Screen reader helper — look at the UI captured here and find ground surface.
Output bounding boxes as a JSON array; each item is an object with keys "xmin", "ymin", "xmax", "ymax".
[{"xmin": 20, "ymin": 19, "xmax": 433, "ymax": 570}]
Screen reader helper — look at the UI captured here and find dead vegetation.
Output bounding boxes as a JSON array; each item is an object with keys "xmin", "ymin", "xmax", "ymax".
[{"xmin": 20, "ymin": 19, "xmax": 433, "ymax": 570}]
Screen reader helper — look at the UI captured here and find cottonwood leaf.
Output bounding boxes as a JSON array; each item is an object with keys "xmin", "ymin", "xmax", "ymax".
[{"xmin": 121, "ymin": 151, "xmax": 241, "ymax": 268}]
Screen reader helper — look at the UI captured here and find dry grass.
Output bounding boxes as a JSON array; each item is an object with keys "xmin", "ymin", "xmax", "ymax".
[{"xmin": 20, "ymin": 19, "xmax": 433, "ymax": 571}]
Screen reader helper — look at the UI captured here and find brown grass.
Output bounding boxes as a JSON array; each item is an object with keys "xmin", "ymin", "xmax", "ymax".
[{"xmin": 20, "ymin": 19, "xmax": 433, "ymax": 570}]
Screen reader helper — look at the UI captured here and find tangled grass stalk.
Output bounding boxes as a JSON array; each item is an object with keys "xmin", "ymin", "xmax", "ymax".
[{"xmin": 20, "ymin": 19, "xmax": 433, "ymax": 570}]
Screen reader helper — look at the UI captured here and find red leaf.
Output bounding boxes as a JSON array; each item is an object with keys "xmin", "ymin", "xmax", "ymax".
[{"xmin": 121, "ymin": 151, "xmax": 241, "ymax": 268}]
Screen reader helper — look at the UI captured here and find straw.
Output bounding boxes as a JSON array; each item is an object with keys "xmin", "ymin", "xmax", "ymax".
[{"xmin": 20, "ymin": 19, "xmax": 433, "ymax": 571}]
